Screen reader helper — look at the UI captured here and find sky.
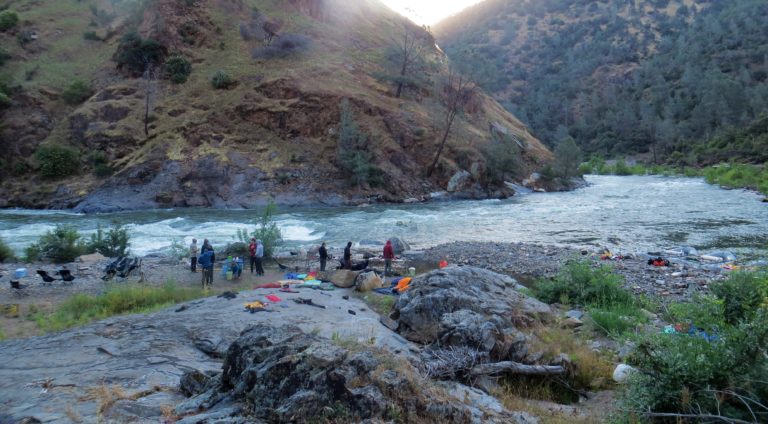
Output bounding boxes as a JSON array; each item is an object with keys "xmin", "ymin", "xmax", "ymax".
[{"xmin": 380, "ymin": 0, "xmax": 485, "ymax": 25}]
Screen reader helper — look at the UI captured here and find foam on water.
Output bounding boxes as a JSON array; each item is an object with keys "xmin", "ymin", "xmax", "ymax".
[{"xmin": 1, "ymin": 175, "xmax": 767, "ymax": 258}]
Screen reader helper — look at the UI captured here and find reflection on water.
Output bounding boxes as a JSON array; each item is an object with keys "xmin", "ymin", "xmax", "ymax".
[{"xmin": 1, "ymin": 175, "xmax": 766, "ymax": 258}]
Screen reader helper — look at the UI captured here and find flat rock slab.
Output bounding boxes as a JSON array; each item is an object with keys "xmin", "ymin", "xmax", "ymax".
[{"xmin": 0, "ymin": 287, "xmax": 412, "ymax": 423}]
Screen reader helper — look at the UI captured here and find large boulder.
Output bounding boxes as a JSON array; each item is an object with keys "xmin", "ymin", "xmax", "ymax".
[
  {"xmin": 447, "ymin": 170, "xmax": 472, "ymax": 192},
  {"xmin": 330, "ymin": 269, "xmax": 358, "ymax": 288},
  {"xmin": 177, "ymin": 324, "xmax": 530, "ymax": 424},
  {"xmin": 390, "ymin": 266, "xmax": 552, "ymax": 360},
  {"xmin": 355, "ymin": 271, "xmax": 384, "ymax": 292},
  {"xmin": 389, "ymin": 237, "xmax": 410, "ymax": 254}
]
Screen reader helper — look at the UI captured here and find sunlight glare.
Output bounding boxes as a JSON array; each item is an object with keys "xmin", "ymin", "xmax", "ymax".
[{"xmin": 381, "ymin": 0, "xmax": 485, "ymax": 25}]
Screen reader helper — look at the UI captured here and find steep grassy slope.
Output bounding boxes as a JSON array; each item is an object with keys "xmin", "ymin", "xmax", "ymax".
[
  {"xmin": 435, "ymin": 0, "xmax": 768, "ymax": 162},
  {"xmin": 0, "ymin": 0, "xmax": 550, "ymax": 211}
]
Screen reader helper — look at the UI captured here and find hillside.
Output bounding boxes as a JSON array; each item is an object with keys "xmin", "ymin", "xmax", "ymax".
[
  {"xmin": 434, "ymin": 0, "xmax": 768, "ymax": 162},
  {"xmin": 0, "ymin": 0, "xmax": 551, "ymax": 212}
]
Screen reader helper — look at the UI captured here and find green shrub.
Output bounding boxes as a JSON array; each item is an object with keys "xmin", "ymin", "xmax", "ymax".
[
  {"xmin": 35, "ymin": 144, "xmax": 80, "ymax": 178},
  {"xmin": 620, "ymin": 270, "xmax": 768, "ymax": 423},
  {"xmin": 621, "ymin": 311, "xmax": 768, "ymax": 422},
  {"xmin": 62, "ymin": 80, "xmax": 93, "ymax": 105},
  {"xmin": 0, "ymin": 237, "xmax": 15, "ymax": 262},
  {"xmin": 164, "ymin": 54, "xmax": 191, "ymax": 84},
  {"xmin": 250, "ymin": 201, "xmax": 282, "ymax": 258},
  {"xmin": 83, "ymin": 31, "xmax": 102, "ymax": 41},
  {"xmin": 0, "ymin": 91, "xmax": 10, "ymax": 108},
  {"xmin": 86, "ymin": 224, "xmax": 130, "ymax": 257},
  {"xmin": 0, "ymin": 10, "xmax": 19, "ymax": 32},
  {"xmin": 26, "ymin": 224, "xmax": 87, "ymax": 263},
  {"xmin": 534, "ymin": 259, "xmax": 630, "ymax": 307},
  {"xmin": 113, "ymin": 32, "xmax": 166, "ymax": 75},
  {"xmin": 0, "ymin": 48, "xmax": 11, "ymax": 66},
  {"xmin": 587, "ymin": 304, "xmax": 646, "ymax": 337},
  {"xmin": 335, "ymin": 99, "xmax": 382, "ymax": 187},
  {"xmin": 211, "ymin": 70, "xmax": 234, "ymax": 89},
  {"xmin": 710, "ymin": 272, "xmax": 768, "ymax": 325}
]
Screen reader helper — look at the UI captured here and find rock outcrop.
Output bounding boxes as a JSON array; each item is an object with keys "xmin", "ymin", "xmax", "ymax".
[
  {"xmin": 175, "ymin": 323, "xmax": 533, "ymax": 423},
  {"xmin": 390, "ymin": 266, "xmax": 553, "ymax": 361}
]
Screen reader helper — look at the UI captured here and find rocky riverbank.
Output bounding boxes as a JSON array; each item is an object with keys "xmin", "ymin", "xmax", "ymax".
[
  {"xmin": 0, "ymin": 266, "xmax": 581, "ymax": 423},
  {"xmin": 415, "ymin": 241, "xmax": 730, "ymax": 300}
]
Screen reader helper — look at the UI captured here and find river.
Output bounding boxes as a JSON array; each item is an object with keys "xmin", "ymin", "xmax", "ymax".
[{"xmin": 1, "ymin": 175, "xmax": 766, "ymax": 259}]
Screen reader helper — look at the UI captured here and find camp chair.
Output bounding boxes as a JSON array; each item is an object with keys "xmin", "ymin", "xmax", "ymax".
[
  {"xmin": 36, "ymin": 270, "xmax": 57, "ymax": 283},
  {"xmin": 10, "ymin": 280, "xmax": 29, "ymax": 297},
  {"xmin": 57, "ymin": 269, "xmax": 75, "ymax": 283}
]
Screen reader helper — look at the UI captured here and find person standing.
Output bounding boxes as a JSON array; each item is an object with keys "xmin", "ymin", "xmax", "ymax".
[
  {"xmin": 383, "ymin": 240, "xmax": 394, "ymax": 276},
  {"xmin": 189, "ymin": 238, "xmax": 198, "ymax": 272},
  {"xmin": 255, "ymin": 239, "xmax": 265, "ymax": 276},
  {"xmin": 318, "ymin": 242, "xmax": 328, "ymax": 271},
  {"xmin": 249, "ymin": 238, "xmax": 257, "ymax": 274},
  {"xmin": 343, "ymin": 241, "xmax": 352, "ymax": 270},
  {"xmin": 198, "ymin": 248, "xmax": 214, "ymax": 288}
]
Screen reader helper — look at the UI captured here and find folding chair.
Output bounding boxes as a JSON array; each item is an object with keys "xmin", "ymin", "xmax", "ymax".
[{"xmin": 10, "ymin": 280, "xmax": 29, "ymax": 297}]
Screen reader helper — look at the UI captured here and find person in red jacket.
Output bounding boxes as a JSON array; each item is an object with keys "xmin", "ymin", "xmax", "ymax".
[
  {"xmin": 248, "ymin": 238, "xmax": 257, "ymax": 274},
  {"xmin": 383, "ymin": 240, "xmax": 395, "ymax": 276}
]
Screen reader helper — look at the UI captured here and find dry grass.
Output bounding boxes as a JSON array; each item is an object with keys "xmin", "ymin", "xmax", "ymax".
[
  {"xmin": 529, "ymin": 327, "xmax": 615, "ymax": 391},
  {"xmin": 496, "ymin": 389, "xmax": 594, "ymax": 424},
  {"xmin": 84, "ymin": 384, "xmax": 130, "ymax": 415}
]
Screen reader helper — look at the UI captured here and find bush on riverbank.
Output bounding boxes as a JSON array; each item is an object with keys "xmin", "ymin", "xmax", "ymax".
[
  {"xmin": 25, "ymin": 225, "xmax": 86, "ymax": 263},
  {"xmin": 702, "ymin": 163, "xmax": 768, "ymax": 195},
  {"xmin": 87, "ymin": 224, "xmax": 130, "ymax": 257},
  {"xmin": 33, "ymin": 283, "xmax": 205, "ymax": 332},
  {"xmin": 619, "ymin": 271, "xmax": 768, "ymax": 422},
  {"xmin": 0, "ymin": 236, "xmax": 14, "ymax": 262},
  {"xmin": 534, "ymin": 259, "xmax": 648, "ymax": 337}
]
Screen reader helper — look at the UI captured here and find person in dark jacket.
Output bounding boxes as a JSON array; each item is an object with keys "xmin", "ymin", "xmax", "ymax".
[
  {"xmin": 198, "ymin": 249, "xmax": 214, "ymax": 288},
  {"xmin": 343, "ymin": 241, "xmax": 352, "ymax": 270},
  {"xmin": 249, "ymin": 238, "xmax": 257, "ymax": 274},
  {"xmin": 319, "ymin": 242, "xmax": 329, "ymax": 271},
  {"xmin": 383, "ymin": 240, "xmax": 395, "ymax": 276}
]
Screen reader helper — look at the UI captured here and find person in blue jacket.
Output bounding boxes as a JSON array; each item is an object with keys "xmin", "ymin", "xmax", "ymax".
[{"xmin": 198, "ymin": 248, "xmax": 215, "ymax": 288}]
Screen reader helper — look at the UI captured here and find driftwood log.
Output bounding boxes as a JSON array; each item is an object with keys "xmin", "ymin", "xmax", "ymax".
[{"xmin": 469, "ymin": 361, "xmax": 565, "ymax": 377}]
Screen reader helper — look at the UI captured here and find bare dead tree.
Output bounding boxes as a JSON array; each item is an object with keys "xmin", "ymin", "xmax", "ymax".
[
  {"xmin": 426, "ymin": 67, "xmax": 475, "ymax": 177},
  {"xmin": 392, "ymin": 19, "xmax": 426, "ymax": 98},
  {"xmin": 142, "ymin": 56, "xmax": 159, "ymax": 138}
]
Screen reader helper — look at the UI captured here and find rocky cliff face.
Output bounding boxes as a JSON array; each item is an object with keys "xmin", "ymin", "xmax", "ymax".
[{"xmin": 0, "ymin": 0, "xmax": 551, "ymax": 212}]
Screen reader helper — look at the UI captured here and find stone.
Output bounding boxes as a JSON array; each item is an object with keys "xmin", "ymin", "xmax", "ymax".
[
  {"xmin": 390, "ymin": 266, "xmax": 552, "ymax": 360},
  {"xmin": 447, "ymin": 170, "xmax": 472, "ymax": 192},
  {"xmin": 612, "ymin": 363, "xmax": 636, "ymax": 383},
  {"xmin": 355, "ymin": 271, "xmax": 384, "ymax": 292},
  {"xmin": 77, "ymin": 252, "xmax": 107, "ymax": 262},
  {"xmin": 330, "ymin": 269, "xmax": 358, "ymax": 288},
  {"xmin": 560, "ymin": 317, "xmax": 583, "ymax": 329},
  {"xmin": 389, "ymin": 237, "xmax": 410, "ymax": 254},
  {"xmin": 565, "ymin": 310, "xmax": 584, "ymax": 320}
]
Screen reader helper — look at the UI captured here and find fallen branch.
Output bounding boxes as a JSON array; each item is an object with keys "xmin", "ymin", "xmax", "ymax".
[
  {"xmin": 469, "ymin": 361, "xmax": 565, "ymax": 377},
  {"xmin": 640, "ymin": 411, "xmax": 754, "ymax": 424}
]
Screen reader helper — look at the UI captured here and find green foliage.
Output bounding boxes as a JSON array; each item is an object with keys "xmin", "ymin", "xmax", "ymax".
[
  {"xmin": 620, "ymin": 269, "xmax": 768, "ymax": 422},
  {"xmin": 166, "ymin": 239, "xmax": 188, "ymax": 260},
  {"xmin": 164, "ymin": 54, "xmax": 191, "ymax": 84},
  {"xmin": 0, "ymin": 48, "xmax": 11, "ymax": 66},
  {"xmin": 83, "ymin": 31, "xmax": 102, "ymax": 41},
  {"xmin": 25, "ymin": 225, "xmax": 87, "ymax": 263},
  {"xmin": 250, "ymin": 201, "xmax": 282, "ymax": 258},
  {"xmin": 482, "ymin": 133, "xmax": 522, "ymax": 183},
  {"xmin": 552, "ymin": 137, "xmax": 582, "ymax": 178},
  {"xmin": 251, "ymin": 34, "xmax": 311, "ymax": 59},
  {"xmin": 211, "ymin": 70, "xmax": 234, "ymax": 89},
  {"xmin": 588, "ymin": 304, "xmax": 646, "ymax": 337},
  {"xmin": 62, "ymin": 80, "xmax": 93, "ymax": 105},
  {"xmin": 113, "ymin": 32, "xmax": 166, "ymax": 75},
  {"xmin": 35, "ymin": 144, "xmax": 80, "ymax": 179},
  {"xmin": 335, "ymin": 99, "xmax": 383, "ymax": 187},
  {"xmin": 703, "ymin": 163, "xmax": 768, "ymax": 195},
  {"xmin": 0, "ymin": 236, "xmax": 15, "ymax": 262},
  {"xmin": 439, "ymin": 1, "xmax": 768, "ymax": 161},
  {"xmin": 87, "ymin": 151, "xmax": 113, "ymax": 176},
  {"xmin": 0, "ymin": 10, "xmax": 18, "ymax": 31},
  {"xmin": 86, "ymin": 224, "xmax": 130, "ymax": 257},
  {"xmin": 0, "ymin": 91, "xmax": 9, "ymax": 108},
  {"xmin": 710, "ymin": 271, "xmax": 768, "ymax": 324},
  {"xmin": 34, "ymin": 283, "xmax": 205, "ymax": 333},
  {"xmin": 534, "ymin": 259, "xmax": 630, "ymax": 307}
]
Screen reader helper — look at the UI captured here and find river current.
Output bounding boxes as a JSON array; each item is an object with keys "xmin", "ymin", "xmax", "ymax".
[{"xmin": 1, "ymin": 175, "xmax": 766, "ymax": 259}]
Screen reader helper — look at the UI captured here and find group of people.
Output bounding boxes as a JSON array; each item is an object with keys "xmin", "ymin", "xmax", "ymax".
[
  {"xmin": 317, "ymin": 240, "xmax": 396, "ymax": 276},
  {"xmin": 188, "ymin": 237, "xmax": 264, "ymax": 288},
  {"xmin": 188, "ymin": 238, "xmax": 397, "ymax": 287}
]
